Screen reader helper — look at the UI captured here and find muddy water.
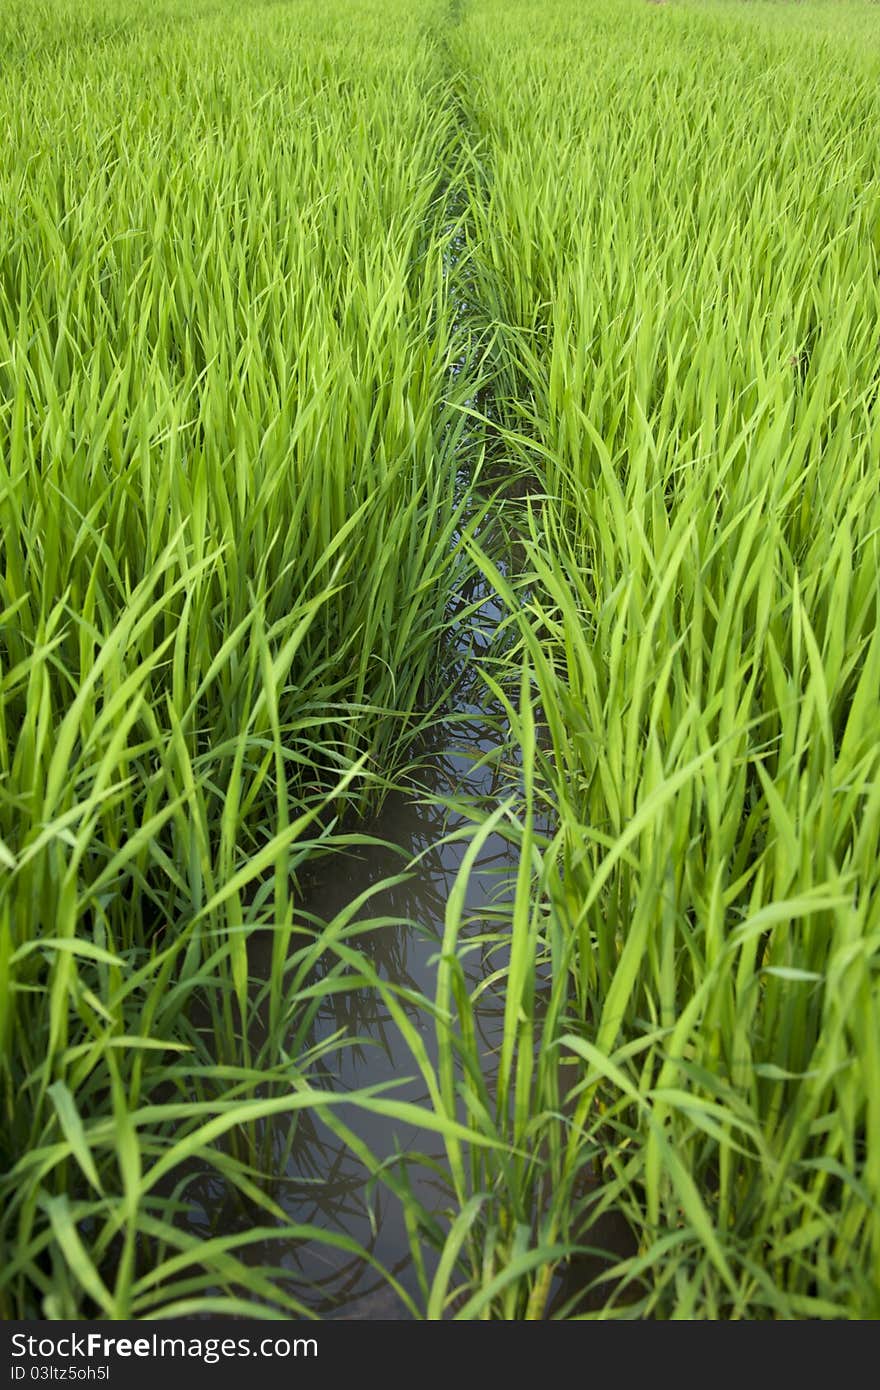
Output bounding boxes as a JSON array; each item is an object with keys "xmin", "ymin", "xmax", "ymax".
[
  {"xmin": 251, "ymin": 732, "xmax": 535, "ymax": 1319},
  {"xmin": 174, "ymin": 560, "xmax": 555, "ymax": 1318},
  {"xmin": 223, "ymin": 733, "xmax": 545, "ymax": 1317},
  {"xmin": 226, "ymin": 728, "xmax": 632, "ymax": 1320}
]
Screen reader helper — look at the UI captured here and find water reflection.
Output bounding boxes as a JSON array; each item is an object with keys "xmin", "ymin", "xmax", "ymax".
[
  {"xmin": 240, "ymin": 721, "xmax": 536, "ymax": 1317},
  {"xmin": 170, "ymin": 699, "xmax": 544, "ymax": 1318}
]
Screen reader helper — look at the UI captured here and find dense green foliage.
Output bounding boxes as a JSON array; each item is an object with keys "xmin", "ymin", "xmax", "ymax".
[
  {"xmin": 0, "ymin": 0, "xmax": 481, "ymax": 1318},
  {"xmin": 450, "ymin": 0, "xmax": 880, "ymax": 1317},
  {"xmin": 1, "ymin": 0, "xmax": 879, "ymax": 1320}
]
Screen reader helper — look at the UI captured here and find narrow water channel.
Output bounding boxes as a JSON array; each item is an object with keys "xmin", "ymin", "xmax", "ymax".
[
  {"xmin": 175, "ymin": 6, "xmax": 572, "ymax": 1317},
  {"xmin": 176, "ymin": 550, "xmax": 552, "ymax": 1318}
]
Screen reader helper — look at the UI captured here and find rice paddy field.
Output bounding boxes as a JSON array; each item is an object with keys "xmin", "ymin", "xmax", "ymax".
[{"xmin": 1, "ymin": 0, "xmax": 879, "ymax": 1321}]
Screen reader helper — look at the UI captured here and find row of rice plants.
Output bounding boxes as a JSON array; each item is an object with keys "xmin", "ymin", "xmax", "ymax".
[
  {"xmin": 0, "ymin": 0, "xmax": 489, "ymax": 1318},
  {"xmin": 439, "ymin": 0, "xmax": 880, "ymax": 1317}
]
